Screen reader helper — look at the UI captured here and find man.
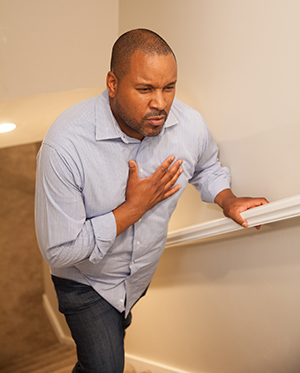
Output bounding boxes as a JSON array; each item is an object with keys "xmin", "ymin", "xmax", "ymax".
[{"xmin": 35, "ymin": 29, "xmax": 267, "ymax": 372}]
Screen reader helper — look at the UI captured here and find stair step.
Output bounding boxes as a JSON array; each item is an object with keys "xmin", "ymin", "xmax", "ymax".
[
  {"xmin": 4, "ymin": 343, "xmax": 76, "ymax": 373},
  {"xmin": 30, "ymin": 355, "xmax": 76, "ymax": 373},
  {"xmin": 51, "ymin": 365, "xmax": 76, "ymax": 373}
]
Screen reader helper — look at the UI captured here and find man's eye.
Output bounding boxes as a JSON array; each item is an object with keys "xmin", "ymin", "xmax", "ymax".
[
  {"xmin": 165, "ymin": 86, "xmax": 175, "ymax": 91},
  {"xmin": 137, "ymin": 88, "xmax": 151, "ymax": 93}
]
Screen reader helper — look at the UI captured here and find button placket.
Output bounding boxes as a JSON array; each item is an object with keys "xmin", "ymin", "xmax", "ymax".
[{"xmin": 130, "ymin": 210, "xmax": 143, "ymax": 269}]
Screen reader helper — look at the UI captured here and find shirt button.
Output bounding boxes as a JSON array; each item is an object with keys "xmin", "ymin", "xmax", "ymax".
[
  {"xmin": 119, "ymin": 305, "xmax": 122, "ymax": 308},
  {"xmin": 137, "ymin": 241, "xmax": 140, "ymax": 245},
  {"xmin": 131, "ymin": 261, "xmax": 134, "ymax": 265},
  {"xmin": 140, "ymin": 168, "xmax": 144, "ymax": 173}
]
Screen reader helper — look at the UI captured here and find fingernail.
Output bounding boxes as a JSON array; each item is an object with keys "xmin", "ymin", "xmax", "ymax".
[{"xmin": 242, "ymin": 221, "xmax": 247, "ymax": 227}]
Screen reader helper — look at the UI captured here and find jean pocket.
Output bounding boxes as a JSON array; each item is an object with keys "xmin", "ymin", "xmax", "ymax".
[{"xmin": 52, "ymin": 276, "xmax": 101, "ymax": 314}]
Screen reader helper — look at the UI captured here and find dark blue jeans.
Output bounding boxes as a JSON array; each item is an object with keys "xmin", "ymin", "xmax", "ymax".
[{"xmin": 52, "ymin": 276, "xmax": 132, "ymax": 373}]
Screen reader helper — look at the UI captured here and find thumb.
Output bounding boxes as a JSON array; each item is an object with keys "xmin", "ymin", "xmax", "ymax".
[
  {"xmin": 236, "ymin": 214, "xmax": 248, "ymax": 228},
  {"xmin": 128, "ymin": 160, "xmax": 138, "ymax": 176},
  {"xmin": 227, "ymin": 210, "xmax": 248, "ymax": 228},
  {"xmin": 241, "ymin": 219, "xmax": 248, "ymax": 228}
]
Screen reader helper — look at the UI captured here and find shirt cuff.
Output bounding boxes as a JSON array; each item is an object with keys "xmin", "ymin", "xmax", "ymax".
[
  {"xmin": 89, "ymin": 212, "xmax": 117, "ymax": 263},
  {"xmin": 201, "ymin": 170, "xmax": 231, "ymax": 203}
]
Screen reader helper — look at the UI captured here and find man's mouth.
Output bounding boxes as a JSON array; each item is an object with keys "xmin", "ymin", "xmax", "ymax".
[{"xmin": 146, "ymin": 116, "xmax": 166, "ymax": 126}]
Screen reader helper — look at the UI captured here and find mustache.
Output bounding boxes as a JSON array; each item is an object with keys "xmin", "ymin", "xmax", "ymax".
[{"xmin": 143, "ymin": 110, "xmax": 168, "ymax": 119}]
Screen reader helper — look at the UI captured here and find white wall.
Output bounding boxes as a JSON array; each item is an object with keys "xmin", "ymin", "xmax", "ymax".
[{"xmin": 119, "ymin": 1, "xmax": 300, "ymax": 372}]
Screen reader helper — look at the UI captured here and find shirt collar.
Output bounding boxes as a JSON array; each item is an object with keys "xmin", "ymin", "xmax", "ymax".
[{"xmin": 95, "ymin": 89, "xmax": 178, "ymax": 142}]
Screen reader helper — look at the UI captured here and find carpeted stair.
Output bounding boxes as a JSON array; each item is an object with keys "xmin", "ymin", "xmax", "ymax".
[{"xmin": 2, "ymin": 343, "xmax": 76, "ymax": 373}]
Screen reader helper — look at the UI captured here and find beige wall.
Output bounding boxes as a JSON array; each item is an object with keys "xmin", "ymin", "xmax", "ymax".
[
  {"xmin": 0, "ymin": 0, "xmax": 119, "ymax": 347},
  {"xmin": 126, "ymin": 218, "xmax": 300, "ymax": 372},
  {"xmin": 119, "ymin": 0, "xmax": 300, "ymax": 229},
  {"xmin": 120, "ymin": 1, "xmax": 300, "ymax": 372},
  {"xmin": 2, "ymin": 1, "xmax": 299, "ymax": 371},
  {"xmin": 0, "ymin": 0, "xmax": 118, "ymax": 100}
]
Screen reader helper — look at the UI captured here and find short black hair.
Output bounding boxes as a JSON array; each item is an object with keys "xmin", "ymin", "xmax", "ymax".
[{"xmin": 110, "ymin": 28, "xmax": 176, "ymax": 80}]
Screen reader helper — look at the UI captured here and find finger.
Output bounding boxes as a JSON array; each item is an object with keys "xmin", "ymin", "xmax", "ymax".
[
  {"xmin": 226, "ymin": 209, "xmax": 248, "ymax": 228},
  {"xmin": 237, "ymin": 198, "xmax": 269, "ymax": 227},
  {"xmin": 161, "ymin": 159, "xmax": 183, "ymax": 184},
  {"xmin": 163, "ymin": 184, "xmax": 182, "ymax": 199},
  {"xmin": 245, "ymin": 197, "xmax": 269, "ymax": 209},
  {"xmin": 164, "ymin": 166, "xmax": 183, "ymax": 191},
  {"xmin": 153, "ymin": 156, "xmax": 176, "ymax": 179},
  {"xmin": 259, "ymin": 198, "xmax": 269, "ymax": 205},
  {"xmin": 241, "ymin": 220, "xmax": 248, "ymax": 228}
]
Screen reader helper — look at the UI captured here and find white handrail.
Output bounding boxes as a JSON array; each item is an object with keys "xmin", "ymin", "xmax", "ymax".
[{"xmin": 166, "ymin": 194, "xmax": 300, "ymax": 248}]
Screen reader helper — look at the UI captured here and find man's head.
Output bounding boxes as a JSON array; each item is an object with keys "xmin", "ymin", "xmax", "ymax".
[
  {"xmin": 107, "ymin": 29, "xmax": 177, "ymax": 140},
  {"xmin": 110, "ymin": 28, "xmax": 176, "ymax": 81}
]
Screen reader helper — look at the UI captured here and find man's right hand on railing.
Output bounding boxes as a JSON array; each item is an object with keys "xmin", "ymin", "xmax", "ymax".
[{"xmin": 214, "ymin": 188, "xmax": 269, "ymax": 229}]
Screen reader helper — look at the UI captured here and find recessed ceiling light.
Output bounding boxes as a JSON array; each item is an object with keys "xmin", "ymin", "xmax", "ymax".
[{"xmin": 0, "ymin": 123, "xmax": 16, "ymax": 133}]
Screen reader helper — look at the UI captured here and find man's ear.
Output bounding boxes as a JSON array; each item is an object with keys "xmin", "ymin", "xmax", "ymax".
[{"xmin": 106, "ymin": 71, "xmax": 118, "ymax": 98}]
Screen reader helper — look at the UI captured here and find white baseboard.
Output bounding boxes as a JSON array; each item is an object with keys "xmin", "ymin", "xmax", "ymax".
[
  {"xmin": 43, "ymin": 293, "xmax": 192, "ymax": 372},
  {"xmin": 42, "ymin": 293, "xmax": 74, "ymax": 345},
  {"xmin": 125, "ymin": 354, "xmax": 192, "ymax": 373}
]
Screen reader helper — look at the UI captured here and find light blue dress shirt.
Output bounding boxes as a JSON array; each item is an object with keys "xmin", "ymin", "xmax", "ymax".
[{"xmin": 35, "ymin": 89, "xmax": 230, "ymax": 316}]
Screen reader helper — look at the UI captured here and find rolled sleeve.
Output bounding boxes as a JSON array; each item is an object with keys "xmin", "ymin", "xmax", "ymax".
[
  {"xmin": 189, "ymin": 117, "xmax": 231, "ymax": 203},
  {"xmin": 90, "ymin": 212, "xmax": 117, "ymax": 263},
  {"xmin": 200, "ymin": 166, "xmax": 231, "ymax": 203},
  {"xmin": 35, "ymin": 143, "xmax": 117, "ymax": 268}
]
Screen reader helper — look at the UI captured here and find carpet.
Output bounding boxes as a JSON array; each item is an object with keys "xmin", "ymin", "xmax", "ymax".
[{"xmin": 0, "ymin": 143, "xmax": 59, "ymax": 371}]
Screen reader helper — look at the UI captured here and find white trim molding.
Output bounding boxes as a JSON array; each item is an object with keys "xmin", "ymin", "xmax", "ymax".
[
  {"xmin": 42, "ymin": 293, "xmax": 74, "ymax": 345},
  {"xmin": 125, "ymin": 354, "xmax": 192, "ymax": 373},
  {"xmin": 43, "ymin": 292, "xmax": 192, "ymax": 372},
  {"xmin": 166, "ymin": 194, "xmax": 300, "ymax": 248}
]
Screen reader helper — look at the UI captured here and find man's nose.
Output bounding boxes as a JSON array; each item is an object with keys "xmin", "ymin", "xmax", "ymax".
[{"xmin": 150, "ymin": 90, "xmax": 166, "ymax": 111}]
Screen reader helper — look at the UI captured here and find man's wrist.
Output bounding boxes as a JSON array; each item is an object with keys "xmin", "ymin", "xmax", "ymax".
[
  {"xmin": 214, "ymin": 188, "xmax": 236, "ymax": 209},
  {"xmin": 113, "ymin": 200, "xmax": 144, "ymax": 237}
]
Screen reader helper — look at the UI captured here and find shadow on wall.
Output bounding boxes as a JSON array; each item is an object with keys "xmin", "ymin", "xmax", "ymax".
[
  {"xmin": 217, "ymin": 123, "xmax": 300, "ymax": 201},
  {"xmin": 126, "ymin": 215, "xmax": 300, "ymax": 373},
  {"xmin": 153, "ymin": 216, "xmax": 300, "ymax": 288}
]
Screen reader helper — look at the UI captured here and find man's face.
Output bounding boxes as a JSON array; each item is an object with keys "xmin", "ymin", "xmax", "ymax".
[{"xmin": 107, "ymin": 50, "xmax": 177, "ymax": 140}]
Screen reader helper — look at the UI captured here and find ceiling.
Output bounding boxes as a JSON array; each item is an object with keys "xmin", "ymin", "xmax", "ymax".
[{"xmin": 0, "ymin": 87, "xmax": 104, "ymax": 149}]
